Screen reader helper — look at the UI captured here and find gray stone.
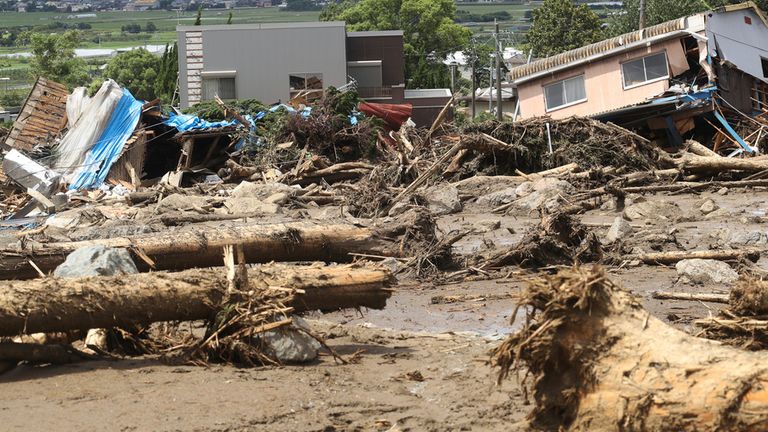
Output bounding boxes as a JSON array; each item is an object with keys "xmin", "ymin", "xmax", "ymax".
[
  {"xmin": 424, "ymin": 184, "xmax": 462, "ymax": 215},
  {"xmin": 676, "ymin": 259, "xmax": 738, "ymax": 285},
  {"xmin": 513, "ymin": 178, "xmax": 575, "ymax": 212},
  {"xmin": 717, "ymin": 187, "xmax": 729, "ymax": 196},
  {"xmin": 156, "ymin": 193, "xmax": 210, "ymax": 214},
  {"xmin": 379, "ymin": 257, "xmax": 400, "ymax": 273},
  {"xmin": 623, "ymin": 200, "xmax": 680, "ymax": 221},
  {"xmin": 230, "ymin": 181, "xmax": 295, "ymax": 199},
  {"xmin": 604, "ymin": 217, "xmax": 633, "ymax": 244},
  {"xmin": 514, "ymin": 181, "xmax": 534, "ymax": 197},
  {"xmin": 704, "ymin": 208, "xmax": 732, "ymax": 220},
  {"xmin": 260, "ymin": 316, "xmax": 321, "ymax": 363},
  {"xmin": 729, "ymin": 230, "xmax": 767, "ymax": 247},
  {"xmin": 264, "ymin": 192, "xmax": 290, "ymax": 205},
  {"xmin": 475, "ymin": 187, "xmax": 517, "ymax": 207},
  {"xmin": 54, "ymin": 245, "xmax": 138, "ymax": 277},
  {"xmin": 224, "ymin": 198, "xmax": 281, "ymax": 215},
  {"xmin": 700, "ymin": 199, "xmax": 718, "ymax": 214}
]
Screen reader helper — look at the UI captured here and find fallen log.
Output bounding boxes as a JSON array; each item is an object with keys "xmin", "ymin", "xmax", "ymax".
[
  {"xmin": 0, "ymin": 217, "xmax": 426, "ymax": 279},
  {"xmin": 678, "ymin": 154, "xmax": 768, "ymax": 174},
  {"xmin": 685, "ymin": 139, "xmax": 720, "ymax": 158},
  {"xmin": 0, "ymin": 263, "xmax": 393, "ymax": 336},
  {"xmin": 651, "ymin": 290, "xmax": 729, "ymax": 303},
  {"xmin": 630, "ymin": 248, "xmax": 760, "ymax": 264},
  {"xmin": 493, "ymin": 266, "xmax": 768, "ymax": 431}
]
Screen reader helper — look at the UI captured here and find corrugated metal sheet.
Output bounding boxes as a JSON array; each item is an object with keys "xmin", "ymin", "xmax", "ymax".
[
  {"xmin": 510, "ymin": 18, "xmax": 691, "ymax": 81},
  {"xmin": 3, "ymin": 77, "xmax": 69, "ymax": 152}
]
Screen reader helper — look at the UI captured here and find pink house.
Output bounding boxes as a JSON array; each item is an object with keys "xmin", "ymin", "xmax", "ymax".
[{"xmin": 511, "ymin": 14, "xmax": 708, "ymax": 120}]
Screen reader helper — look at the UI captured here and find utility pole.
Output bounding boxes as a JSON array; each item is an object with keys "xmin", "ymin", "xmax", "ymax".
[
  {"xmin": 488, "ymin": 56, "xmax": 493, "ymax": 113},
  {"xmin": 470, "ymin": 60, "xmax": 476, "ymax": 119},
  {"xmin": 639, "ymin": 0, "xmax": 646, "ymax": 29},
  {"xmin": 449, "ymin": 62, "xmax": 457, "ymax": 95},
  {"xmin": 495, "ymin": 20, "xmax": 503, "ymax": 121}
]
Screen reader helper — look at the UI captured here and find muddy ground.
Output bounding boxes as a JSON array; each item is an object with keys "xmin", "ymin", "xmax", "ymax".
[{"xmin": 1, "ymin": 181, "xmax": 763, "ymax": 431}]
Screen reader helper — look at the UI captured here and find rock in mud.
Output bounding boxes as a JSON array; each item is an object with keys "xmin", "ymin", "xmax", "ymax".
[
  {"xmin": 423, "ymin": 184, "xmax": 462, "ymax": 215},
  {"xmin": 230, "ymin": 181, "xmax": 295, "ymax": 200},
  {"xmin": 475, "ymin": 187, "xmax": 517, "ymax": 207},
  {"xmin": 699, "ymin": 199, "xmax": 719, "ymax": 214},
  {"xmin": 53, "ymin": 245, "xmax": 139, "ymax": 277},
  {"xmin": 223, "ymin": 198, "xmax": 281, "ymax": 215},
  {"xmin": 623, "ymin": 200, "xmax": 680, "ymax": 221},
  {"xmin": 155, "ymin": 193, "xmax": 210, "ymax": 214},
  {"xmin": 513, "ymin": 178, "xmax": 574, "ymax": 212},
  {"xmin": 676, "ymin": 259, "xmax": 738, "ymax": 285},
  {"xmin": 260, "ymin": 316, "xmax": 321, "ymax": 363},
  {"xmin": 729, "ymin": 230, "xmax": 768, "ymax": 247},
  {"xmin": 604, "ymin": 217, "xmax": 632, "ymax": 244}
]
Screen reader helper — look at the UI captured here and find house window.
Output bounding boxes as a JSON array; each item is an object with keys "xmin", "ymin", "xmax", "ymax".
[
  {"xmin": 289, "ymin": 73, "xmax": 323, "ymax": 100},
  {"xmin": 202, "ymin": 77, "xmax": 236, "ymax": 100},
  {"xmin": 543, "ymin": 75, "xmax": 586, "ymax": 111},
  {"xmin": 761, "ymin": 57, "xmax": 768, "ymax": 78},
  {"xmin": 621, "ymin": 52, "xmax": 669, "ymax": 88}
]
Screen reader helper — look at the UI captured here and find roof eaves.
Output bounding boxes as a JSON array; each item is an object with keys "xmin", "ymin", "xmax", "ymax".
[{"xmin": 510, "ymin": 14, "xmax": 706, "ymax": 84}]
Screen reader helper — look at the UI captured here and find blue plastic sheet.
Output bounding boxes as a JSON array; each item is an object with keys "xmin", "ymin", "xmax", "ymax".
[
  {"xmin": 69, "ymin": 89, "xmax": 144, "ymax": 190},
  {"xmin": 163, "ymin": 113, "xmax": 240, "ymax": 131}
]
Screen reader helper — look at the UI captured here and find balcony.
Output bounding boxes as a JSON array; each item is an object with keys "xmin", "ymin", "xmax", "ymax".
[{"xmin": 357, "ymin": 86, "xmax": 393, "ymax": 99}]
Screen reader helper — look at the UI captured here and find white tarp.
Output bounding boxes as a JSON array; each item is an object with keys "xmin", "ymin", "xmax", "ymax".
[
  {"xmin": 65, "ymin": 87, "xmax": 91, "ymax": 129},
  {"xmin": 54, "ymin": 79, "xmax": 123, "ymax": 179}
]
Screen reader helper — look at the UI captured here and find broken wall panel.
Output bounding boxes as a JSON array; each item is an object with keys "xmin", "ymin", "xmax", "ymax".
[
  {"xmin": 3, "ymin": 77, "xmax": 69, "ymax": 153},
  {"xmin": 106, "ymin": 131, "xmax": 148, "ymax": 188}
]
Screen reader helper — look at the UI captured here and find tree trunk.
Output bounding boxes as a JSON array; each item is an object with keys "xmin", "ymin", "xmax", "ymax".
[
  {"xmin": 492, "ymin": 266, "xmax": 768, "ymax": 431},
  {"xmin": 678, "ymin": 154, "xmax": 768, "ymax": 173},
  {"xmin": 0, "ymin": 219, "xmax": 418, "ymax": 280},
  {"xmin": 0, "ymin": 263, "xmax": 392, "ymax": 336},
  {"xmin": 631, "ymin": 248, "xmax": 760, "ymax": 264}
]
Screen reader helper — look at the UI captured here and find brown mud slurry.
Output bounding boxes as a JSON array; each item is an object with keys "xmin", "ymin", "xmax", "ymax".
[{"xmin": 1, "ymin": 188, "xmax": 764, "ymax": 431}]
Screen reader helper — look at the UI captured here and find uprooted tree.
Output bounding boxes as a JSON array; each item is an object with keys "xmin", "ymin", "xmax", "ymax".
[{"xmin": 493, "ymin": 266, "xmax": 768, "ymax": 431}]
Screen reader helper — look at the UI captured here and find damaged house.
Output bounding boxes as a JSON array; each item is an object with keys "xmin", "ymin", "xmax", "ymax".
[{"xmin": 510, "ymin": 2, "xmax": 768, "ymax": 153}]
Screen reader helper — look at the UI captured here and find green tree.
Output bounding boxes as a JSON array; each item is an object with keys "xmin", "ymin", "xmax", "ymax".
[
  {"xmin": 146, "ymin": 22, "xmax": 157, "ymax": 33},
  {"xmin": 29, "ymin": 30, "xmax": 89, "ymax": 88},
  {"xmin": 194, "ymin": 5, "xmax": 203, "ymax": 25},
  {"xmin": 524, "ymin": 0, "xmax": 604, "ymax": 57},
  {"xmin": 100, "ymin": 48, "xmax": 161, "ymax": 100},
  {"xmin": 155, "ymin": 42, "xmax": 178, "ymax": 104},
  {"xmin": 610, "ymin": 0, "xmax": 768, "ymax": 35},
  {"xmin": 322, "ymin": 0, "xmax": 471, "ymax": 88},
  {"xmin": 610, "ymin": 0, "xmax": 707, "ymax": 35}
]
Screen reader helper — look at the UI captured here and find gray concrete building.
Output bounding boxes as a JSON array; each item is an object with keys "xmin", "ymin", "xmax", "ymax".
[
  {"xmin": 177, "ymin": 22, "xmax": 453, "ymax": 127},
  {"xmin": 178, "ymin": 22, "xmax": 349, "ymax": 108}
]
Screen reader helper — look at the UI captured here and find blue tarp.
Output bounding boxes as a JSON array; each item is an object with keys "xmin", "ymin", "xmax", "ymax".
[
  {"xmin": 69, "ymin": 89, "xmax": 144, "ymax": 190},
  {"xmin": 163, "ymin": 113, "xmax": 240, "ymax": 131}
]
